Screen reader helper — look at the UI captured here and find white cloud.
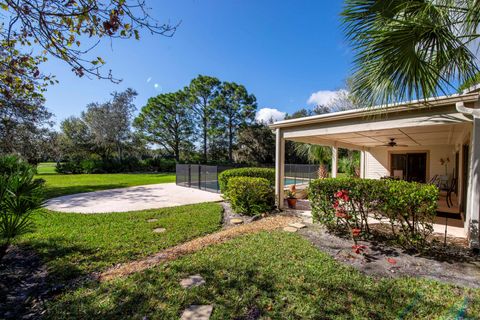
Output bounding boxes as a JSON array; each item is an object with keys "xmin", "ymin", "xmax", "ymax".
[
  {"xmin": 146, "ymin": 77, "xmax": 152, "ymax": 83},
  {"xmin": 307, "ymin": 89, "xmax": 348, "ymax": 106},
  {"xmin": 255, "ymin": 108, "xmax": 286, "ymax": 124}
]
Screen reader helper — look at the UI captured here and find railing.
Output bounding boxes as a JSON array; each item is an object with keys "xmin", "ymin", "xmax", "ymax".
[{"xmin": 176, "ymin": 164, "xmax": 322, "ymax": 193}]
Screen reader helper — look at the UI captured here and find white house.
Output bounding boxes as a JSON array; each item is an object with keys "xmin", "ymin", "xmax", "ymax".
[{"xmin": 270, "ymin": 87, "xmax": 480, "ymax": 248}]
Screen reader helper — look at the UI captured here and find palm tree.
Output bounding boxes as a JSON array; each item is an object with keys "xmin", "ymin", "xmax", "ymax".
[
  {"xmin": 342, "ymin": 0, "xmax": 480, "ymax": 105},
  {"xmin": 295, "ymin": 143, "xmax": 332, "ymax": 178},
  {"xmin": 0, "ymin": 156, "xmax": 44, "ymax": 260}
]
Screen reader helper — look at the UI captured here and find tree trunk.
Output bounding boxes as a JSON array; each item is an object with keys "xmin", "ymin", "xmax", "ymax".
[
  {"xmin": 318, "ymin": 164, "xmax": 328, "ymax": 178},
  {"xmin": 203, "ymin": 121, "xmax": 208, "ymax": 163},
  {"xmin": 0, "ymin": 241, "xmax": 10, "ymax": 262},
  {"xmin": 175, "ymin": 139, "xmax": 180, "ymax": 162},
  {"xmin": 228, "ymin": 120, "xmax": 233, "ymax": 163}
]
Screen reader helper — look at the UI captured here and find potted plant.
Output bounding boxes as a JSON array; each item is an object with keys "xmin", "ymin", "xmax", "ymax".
[{"xmin": 285, "ymin": 185, "xmax": 297, "ymax": 209}]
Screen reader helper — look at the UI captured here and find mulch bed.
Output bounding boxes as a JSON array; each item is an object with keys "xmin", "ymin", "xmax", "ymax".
[
  {"xmin": 0, "ymin": 246, "xmax": 50, "ymax": 319},
  {"xmin": 299, "ymin": 223, "xmax": 480, "ymax": 288}
]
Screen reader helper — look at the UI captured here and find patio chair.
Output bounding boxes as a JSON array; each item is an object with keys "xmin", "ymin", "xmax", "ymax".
[
  {"xmin": 428, "ymin": 174, "xmax": 438, "ymax": 185},
  {"xmin": 446, "ymin": 177, "xmax": 457, "ymax": 208}
]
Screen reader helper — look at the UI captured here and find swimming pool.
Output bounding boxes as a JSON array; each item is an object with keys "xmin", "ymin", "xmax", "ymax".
[{"xmin": 284, "ymin": 177, "xmax": 310, "ymax": 186}]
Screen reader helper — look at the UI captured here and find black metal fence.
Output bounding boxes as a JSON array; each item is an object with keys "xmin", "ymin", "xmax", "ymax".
[
  {"xmin": 284, "ymin": 164, "xmax": 320, "ymax": 186},
  {"xmin": 176, "ymin": 164, "xmax": 321, "ymax": 193}
]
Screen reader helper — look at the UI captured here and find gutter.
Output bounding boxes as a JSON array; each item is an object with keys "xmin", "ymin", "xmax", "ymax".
[{"xmin": 270, "ymin": 92, "xmax": 480, "ymax": 129}]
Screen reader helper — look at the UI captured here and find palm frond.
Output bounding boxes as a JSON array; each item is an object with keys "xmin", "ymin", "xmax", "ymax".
[
  {"xmin": 342, "ymin": 0, "xmax": 480, "ymax": 106},
  {"xmin": 294, "ymin": 143, "xmax": 332, "ymax": 165}
]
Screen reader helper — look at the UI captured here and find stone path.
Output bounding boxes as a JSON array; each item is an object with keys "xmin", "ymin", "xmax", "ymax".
[
  {"xmin": 283, "ymin": 222, "xmax": 307, "ymax": 233},
  {"xmin": 180, "ymin": 305, "xmax": 213, "ymax": 320},
  {"xmin": 180, "ymin": 274, "xmax": 205, "ymax": 289},
  {"xmin": 45, "ymin": 183, "xmax": 222, "ymax": 213},
  {"xmin": 99, "ymin": 215, "xmax": 299, "ymax": 281},
  {"xmin": 153, "ymin": 228, "xmax": 166, "ymax": 233}
]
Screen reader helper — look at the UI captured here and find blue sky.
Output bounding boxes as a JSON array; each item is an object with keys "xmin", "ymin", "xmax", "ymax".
[{"xmin": 43, "ymin": 0, "xmax": 352, "ymax": 127}]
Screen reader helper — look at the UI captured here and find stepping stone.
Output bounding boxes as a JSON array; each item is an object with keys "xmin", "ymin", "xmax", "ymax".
[
  {"xmin": 180, "ymin": 305, "xmax": 213, "ymax": 320},
  {"xmin": 180, "ymin": 274, "xmax": 206, "ymax": 288},
  {"xmin": 147, "ymin": 218, "xmax": 158, "ymax": 223},
  {"xmin": 153, "ymin": 228, "xmax": 166, "ymax": 233},
  {"xmin": 289, "ymin": 222, "xmax": 306, "ymax": 229},
  {"xmin": 283, "ymin": 226, "xmax": 298, "ymax": 233},
  {"xmin": 230, "ymin": 218, "xmax": 243, "ymax": 225}
]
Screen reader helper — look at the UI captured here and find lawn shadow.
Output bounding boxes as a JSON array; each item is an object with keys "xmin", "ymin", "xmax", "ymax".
[{"xmin": 18, "ymin": 237, "xmax": 97, "ymax": 283}]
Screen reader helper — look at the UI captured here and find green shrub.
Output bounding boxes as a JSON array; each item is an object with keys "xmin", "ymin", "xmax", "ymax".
[
  {"xmin": 56, "ymin": 157, "xmax": 176, "ymax": 174},
  {"xmin": 0, "ymin": 156, "xmax": 44, "ymax": 259},
  {"xmin": 225, "ymin": 177, "xmax": 275, "ymax": 216},
  {"xmin": 309, "ymin": 178, "xmax": 438, "ymax": 249},
  {"xmin": 56, "ymin": 160, "xmax": 84, "ymax": 174},
  {"xmin": 144, "ymin": 158, "xmax": 176, "ymax": 172},
  {"xmin": 218, "ymin": 167, "xmax": 275, "ymax": 193}
]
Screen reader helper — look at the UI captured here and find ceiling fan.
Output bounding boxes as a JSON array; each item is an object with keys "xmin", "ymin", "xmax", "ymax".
[{"xmin": 381, "ymin": 138, "xmax": 408, "ymax": 147}]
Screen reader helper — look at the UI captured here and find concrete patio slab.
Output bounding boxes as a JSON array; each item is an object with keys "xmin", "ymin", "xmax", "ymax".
[{"xmin": 45, "ymin": 183, "xmax": 222, "ymax": 213}]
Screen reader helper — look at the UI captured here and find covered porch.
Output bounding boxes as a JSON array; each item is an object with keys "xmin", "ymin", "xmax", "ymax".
[{"xmin": 271, "ymin": 92, "xmax": 480, "ymax": 247}]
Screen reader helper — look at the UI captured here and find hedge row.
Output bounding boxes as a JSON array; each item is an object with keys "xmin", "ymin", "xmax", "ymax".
[
  {"xmin": 309, "ymin": 178, "xmax": 439, "ymax": 249},
  {"xmin": 218, "ymin": 167, "xmax": 275, "ymax": 193},
  {"xmin": 56, "ymin": 157, "xmax": 176, "ymax": 174},
  {"xmin": 225, "ymin": 177, "xmax": 275, "ymax": 216},
  {"xmin": 219, "ymin": 167, "xmax": 276, "ymax": 216}
]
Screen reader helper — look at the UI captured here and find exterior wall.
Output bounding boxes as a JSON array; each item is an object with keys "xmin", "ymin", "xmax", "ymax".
[{"xmin": 365, "ymin": 145, "xmax": 457, "ymax": 180}]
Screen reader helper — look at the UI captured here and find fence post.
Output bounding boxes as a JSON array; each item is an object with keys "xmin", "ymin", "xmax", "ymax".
[{"xmin": 198, "ymin": 165, "xmax": 201, "ymax": 190}]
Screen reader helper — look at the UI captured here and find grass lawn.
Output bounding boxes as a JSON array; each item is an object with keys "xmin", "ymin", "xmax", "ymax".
[
  {"xmin": 37, "ymin": 172, "xmax": 176, "ymax": 199},
  {"xmin": 45, "ymin": 232, "xmax": 480, "ymax": 319},
  {"xmin": 37, "ymin": 162, "xmax": 57, "ymax": 174},
  {"xmin": 18, "ymin": 203, "xmax": 223, "ymax": 283}
]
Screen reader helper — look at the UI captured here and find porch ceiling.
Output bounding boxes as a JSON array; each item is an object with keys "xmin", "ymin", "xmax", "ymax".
[{"xmin": 287, "ymin": 123, "xmax": 469, "ymax": 149}]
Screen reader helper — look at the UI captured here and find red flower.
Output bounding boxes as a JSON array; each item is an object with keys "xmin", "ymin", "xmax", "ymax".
[
  {"xmin": 335, "ymin": 210, "xmax": 346, "ymax": 218},
  {"xmin": 352, "ymin": 228, "xmax": 361, "ymax": 237},
  {"xmin": 387, "ymin": 258, "xmax": 397, "ymax": 265},
  {"xmin": 335, "ymin": 210, "xmax": 352, "ymax": 219},
  {"xmin": 333, "ymin": 200, "xmax": 339, "ymax": 209},
  {"xmin": 352, "ymin": 245, "xmax": 367, "ymax": 254},
  {"xmin": 335, "ymin": 190, "xmax": 350, "ymax": 202}
]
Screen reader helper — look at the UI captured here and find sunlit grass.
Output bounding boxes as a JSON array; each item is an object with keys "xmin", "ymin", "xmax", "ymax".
[
  {"xmin": 45, "ymin": 232, "xmax": 480, "ymax": 319},
  {"xmin": 19, "ymin": 203, "xmax": 222, "ymax": 283},
  {"xmin": 37, "ymin": 173, "xmax": 176, "ymax": 199}
]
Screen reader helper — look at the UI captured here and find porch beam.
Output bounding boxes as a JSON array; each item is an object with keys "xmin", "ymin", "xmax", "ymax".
[
  {"xmin": 286, "ymin": 136, "xmax": 363, "ymax": 151},
  {"xmin": 331, "ymin": 145, "xmax": 338, "ymax": 178},
  {"xmin": 275, "ymin": 128, "xmax": 285, "ymax": 210},
  {"xmin": 282, "ymin": 112, "xmax": 471, "ymax": 139}
]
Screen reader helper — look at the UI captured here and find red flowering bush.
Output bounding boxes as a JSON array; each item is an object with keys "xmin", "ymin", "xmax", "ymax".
[
  {"xmin": 332, "ymin": 189, "xmax": 365, "ymax": 252},
  {"xmin": 309, "ymin": 178, "xmax": 439, "ymax": 250}
]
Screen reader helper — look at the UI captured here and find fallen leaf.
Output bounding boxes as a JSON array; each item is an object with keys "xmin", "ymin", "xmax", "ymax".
[{"xmin": 387, "ymin": 258, "xmax": 397, "ymax": 265}]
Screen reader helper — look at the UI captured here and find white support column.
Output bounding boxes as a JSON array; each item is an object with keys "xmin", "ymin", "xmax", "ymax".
[
  {"xmin": 360, "ymin": 148, "xmax": 366, "ymax": 179},
  {"xmin": 458, "ymin": 144, "xmax": 465, "ymax": 212},
  {"xmin": 275, "ymin": 128, "xmax": 285, "ymax": 210},
  {"xmin": 456, "ymin": 102, "xmax": 480, "ymax": 248},
  {"xmin": 466, "ymin": 117, "xmax": 480, "ymax": 248},
  {"xmin": 331, "ymin": 145, "xmax": 338, "ymax": 178}
]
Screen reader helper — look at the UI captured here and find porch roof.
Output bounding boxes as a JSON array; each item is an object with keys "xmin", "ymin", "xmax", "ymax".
[{"xmin": 269, "ymin": 92, "xmax": 478, "ymax": 150}]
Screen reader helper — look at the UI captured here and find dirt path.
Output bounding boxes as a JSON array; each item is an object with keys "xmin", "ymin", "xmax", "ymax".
[{"xmin": 99, "ymin": 215, "xmax": 299, "ymax": 281}]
